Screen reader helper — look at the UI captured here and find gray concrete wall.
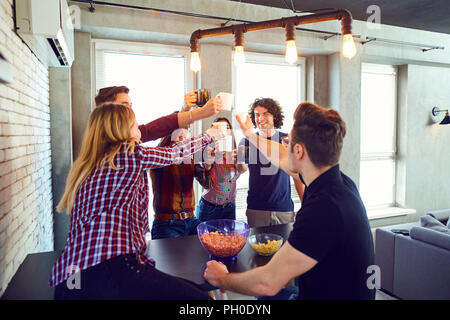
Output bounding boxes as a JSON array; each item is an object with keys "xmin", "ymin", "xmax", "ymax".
[
  {"xmin": 49, "ymin": 67, "xmax": 72, "ymax": 251},
  {"xmin": 328, "ymin": 52, "xmax": 362, "ymax": 184},
  {"xmin": 313, "ymin": 55, "xmax": 329, "ymax": 108},
  {"xmin": 200, "ymin": 43, "xmax": 233, "ymax": 131},
  {"xmin": 402, "ymin": 64, "xmax": 450, "ymax": 216},
  {"xmin": 305, "ymin": 55, "xmax": 329, "ymax": 107},
  {"xmin": 71, "ymin": 31, "xmax": 92, "ymax": 159}
]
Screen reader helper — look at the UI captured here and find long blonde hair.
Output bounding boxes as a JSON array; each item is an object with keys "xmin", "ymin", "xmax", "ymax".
[{"xmin": 57, "ymin": 103, "xmax": 137, "ymax": 214}]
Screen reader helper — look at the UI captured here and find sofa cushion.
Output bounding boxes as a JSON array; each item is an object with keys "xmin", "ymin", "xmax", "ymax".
[
  {"xmin": 394, "ymin": 234, "xmax": 450, "ymax": 300},
  {"xmin": 425, "ymin": 209, "xmax": 450, "ymax": 224},
  {"xmin": 375, "ymin": 228, "xmax": 396, "ymax": 293},
  {"xmin": 378, "ymin": 222, "xmax": 418, "ymax": 233},
  {"xmin": 410, "ymin": 226, "xmax": 450, "ymax": 251},
  {"xmin": 420, "ymin": 214, "xmax": 450, "ymax": 234}
]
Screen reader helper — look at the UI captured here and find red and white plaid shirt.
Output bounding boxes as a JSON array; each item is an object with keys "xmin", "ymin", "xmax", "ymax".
[
  {"xmin": 201, "ymin": 164, "xmax": 241, "ymax": 205},
  {"xmin": 49, "ymin": 133, "xmax": 213, "ymax": 287}
]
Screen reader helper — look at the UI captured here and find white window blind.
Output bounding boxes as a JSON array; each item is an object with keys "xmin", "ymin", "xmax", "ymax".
[{"xmin": 360, "ymin": 63, "xmax": 398, "ymax": 212}]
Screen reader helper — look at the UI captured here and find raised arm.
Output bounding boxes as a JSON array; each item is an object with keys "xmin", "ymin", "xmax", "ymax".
[
  {"xmin": 177, "ymin": 97, "xmax": 223, "ymax": 128},
  {"xmin": 235, "ymin": 114, "xmax": 300, "ymax": 180},
  {"xmin": 234, "ymin": 146, "xmax": 248, "ymax": 173},
  {"xmin": 138, "ymin": 93, "xmax": 223, "ymax": 142},
  {"xmin": 138, "ymin": 113, "xmax": 178, "ymax": 143},
  {"xmin": 204, "ymin": 240, "xmax": 317, "ymax": 297},
  {"xmin": 137, "ymin": 124, "xmax": 223, "ymax": 170}
]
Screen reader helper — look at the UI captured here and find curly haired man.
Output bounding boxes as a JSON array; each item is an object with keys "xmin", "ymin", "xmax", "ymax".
[{"xmin": 239, "ymin": 98, "xmax": 304, "ymax": 227}]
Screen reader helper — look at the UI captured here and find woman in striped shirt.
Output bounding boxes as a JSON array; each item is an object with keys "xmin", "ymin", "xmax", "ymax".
[
  {"xmin": 49, "ymin": 102, "xmax": 222, "ymax": 299},
  {"xmin": 195, "ymin": 118, "xmax": 248, "ymax": 222}
]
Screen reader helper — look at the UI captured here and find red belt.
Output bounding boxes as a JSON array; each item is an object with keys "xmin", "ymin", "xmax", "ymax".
[{"xmin": 154, "ymin": 212, "xmax": 194, "ymax": 220}]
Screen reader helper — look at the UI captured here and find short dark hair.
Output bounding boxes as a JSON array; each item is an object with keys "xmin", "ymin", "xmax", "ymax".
[
  {"xmin": 95, "ymin": 86, "xmax": 129, "ymax": 106},
  {"xmin": 291, "ymin": 102, "xmax": 346, "ymax": 168},
  {"xmin": 249, "ymin": 98, "xmax": 284, "ymax": 129}
]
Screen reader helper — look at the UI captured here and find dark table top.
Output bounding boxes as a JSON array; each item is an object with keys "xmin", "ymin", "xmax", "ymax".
[
  {"xmin": 1, "ymin": 223, "xmax": 293, "ymax": 300},
  {"xmin": 148, "ymin": 223, "xmax": 293, "ymax": 289}
]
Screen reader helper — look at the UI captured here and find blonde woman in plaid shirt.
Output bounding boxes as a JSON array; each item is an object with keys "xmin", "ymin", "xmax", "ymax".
[{"xmin": 50, "ymin": 102, "xmax": 223, "ymax": 299}]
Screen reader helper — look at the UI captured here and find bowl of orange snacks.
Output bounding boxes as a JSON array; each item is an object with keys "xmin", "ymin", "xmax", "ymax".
[{"xmin": 197, "ymin": 219, "xmax": 250, "ymax": 262}]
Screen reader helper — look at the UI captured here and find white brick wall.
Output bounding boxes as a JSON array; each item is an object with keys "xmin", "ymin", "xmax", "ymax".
[{"xmin": 0, "ymin": 0, "xmax": 54, "ymax": 296}]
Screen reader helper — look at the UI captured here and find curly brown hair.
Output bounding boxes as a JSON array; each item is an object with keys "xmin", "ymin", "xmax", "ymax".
[{"xmin": 248, "ymin": 98, "xmax": 284, "ymax": 129}]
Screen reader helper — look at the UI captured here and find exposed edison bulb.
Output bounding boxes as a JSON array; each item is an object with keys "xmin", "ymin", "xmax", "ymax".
[
  {"xmin": 234, "ymin": 46, "xmax": 245, "ymax": 65},
  {"xmin": 285, "ymin": 40, "xmax": 298, "ymax": 64},
  {"xmin": 342, "ymin": 34, "xmax": 356, "ymax": 59},
  {"xmin": 190, "ymin": 52, "xmax": 201, "ymax": 72}
]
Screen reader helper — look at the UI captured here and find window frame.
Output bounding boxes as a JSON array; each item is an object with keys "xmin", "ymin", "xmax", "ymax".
[
  {"xmin": 231, "ymin": 52, "xmax": 306, "ymax": 216},
  {"xmin": 92, "ymin": 39, "xmax": 195, "ymax": 111},
  {"xmin": 360, "ymin": 63, "xmax": 398, "ymax": 210},
  {"xmin": 232, "ymin": 51, "xmax": 306, "ymax": 112}
]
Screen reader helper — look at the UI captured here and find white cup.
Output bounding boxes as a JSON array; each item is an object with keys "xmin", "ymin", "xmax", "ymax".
[
  {"xmin": 216, "ymin": 136, "xmax": 233, "ymax": 152},
  {"xmin": 216, "ymin": 92, "xmax": 233, "ymax": 111}
]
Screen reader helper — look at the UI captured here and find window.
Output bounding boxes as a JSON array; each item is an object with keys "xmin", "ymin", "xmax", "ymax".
[
  {"xmin": 360, "ymin": 63, "xmax": 398, "ymax": 212},
  {"xmin": 94, "ymin": 40, "xmax": 193, "ymax": 147},
  {"xmin": 232, "ymin": 52, "xmax": 305, "ymax": 221}
]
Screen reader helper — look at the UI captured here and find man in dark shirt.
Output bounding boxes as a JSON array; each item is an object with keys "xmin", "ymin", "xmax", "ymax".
[
  {"xmin": 204, "ymin": 102, "xmax": 376, "ymax": 300},
  {"xmin": 238, "ymin": 98, "xmax": 304, "ymax": 227}
]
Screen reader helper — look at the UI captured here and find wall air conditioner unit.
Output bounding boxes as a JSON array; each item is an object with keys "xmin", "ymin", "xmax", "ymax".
[{"xmin": 16, "ymin": 0, "xmax": 74, "ymax": 67}]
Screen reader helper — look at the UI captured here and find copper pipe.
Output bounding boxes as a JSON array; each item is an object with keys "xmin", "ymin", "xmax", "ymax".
[
  {"xmin": 233, "ymin": 27, "xmax": 245, "ymax": 47},
  {"xmin": 190, "ymin": 9, "xmax": 352, "ymax": 52},
  {"xmin": 285, "ymin": 22, "xmax": 296, "ymax": 42}
]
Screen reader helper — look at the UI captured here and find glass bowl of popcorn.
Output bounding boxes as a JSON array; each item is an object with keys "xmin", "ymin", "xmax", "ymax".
[
  {"xmin": 197, "ymin": 219, "xmax": 249, "ymax": 262},
  {"xmin": 248, "ymin": 233, "xmax": 284, "ymax": 256}
]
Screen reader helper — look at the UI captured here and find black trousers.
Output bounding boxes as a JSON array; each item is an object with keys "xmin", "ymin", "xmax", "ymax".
[{"xmin": 54, "ymin": 254, "xmax": 212, "ymax": 300}]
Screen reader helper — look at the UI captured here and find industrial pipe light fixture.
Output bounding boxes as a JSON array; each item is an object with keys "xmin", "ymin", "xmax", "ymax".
[
  {"xmin": 233, "ymin": 27, "xmax": 245, "ymax": 65},
  {"xmin": 342, "ymin": 34, "xmax": 357, "ymax": 59},
  {"xmin": 432, "ymin": 107, "xmax": 450, "ymax": 125},
  {"xmin": 284, "ymin": 22, "xmax": 298, "ymax": 64},
  {"xmin": 190, "ymin": 51, "xmax": 201, "ymax": 72},
  {"xmin": 189, "ymin": 9, "xmax": 356, "ymax": 72}
]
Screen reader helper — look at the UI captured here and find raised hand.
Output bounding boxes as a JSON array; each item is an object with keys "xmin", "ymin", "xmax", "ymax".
[
  {"xmin": 235, "ymin": 112, "xmax": 253, "ymax": 137},
  {"xmin": 183, "ymin": 90, "xmax": 198, "ymax": 110},
  {"xmin": 200, "ymin": 97, "xmax": 223, "ymax": 118},
  {"xmin": 206, "ymin": 122, "xmax": 226, "ymax": 141}
]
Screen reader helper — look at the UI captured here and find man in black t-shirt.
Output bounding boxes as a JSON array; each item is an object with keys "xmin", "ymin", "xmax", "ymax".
[{"xmin": 204, "ymin": 102, "xmax": 376, "ymax": 300}]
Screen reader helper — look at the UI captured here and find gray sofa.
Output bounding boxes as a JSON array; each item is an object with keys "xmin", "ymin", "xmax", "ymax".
[{"xmin": 375, "ymin": 209, "xmax": 450, "ymax": 300}]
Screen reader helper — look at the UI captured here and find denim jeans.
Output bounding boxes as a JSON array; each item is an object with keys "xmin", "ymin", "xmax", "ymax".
[
  {"xmin": 151, "ymin": 217, "xmax": 202, "ymax": 240},
  {"xmin": 196, "ymin": 197, "xmax": 236, "ymax": 222},
  {"xmin": 54, "ymin": 254, "xmax": 211, "ymax": 300}
]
